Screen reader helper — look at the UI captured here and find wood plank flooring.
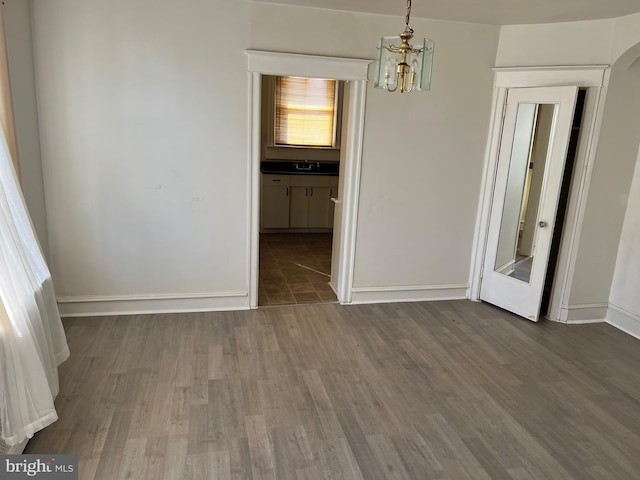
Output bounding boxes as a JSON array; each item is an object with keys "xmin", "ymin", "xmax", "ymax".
[{"xmin": 25, "ymin": 300, "xmax": 640, "ymax": 479}]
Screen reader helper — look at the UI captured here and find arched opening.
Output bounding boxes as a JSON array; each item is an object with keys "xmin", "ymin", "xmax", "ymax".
[
  {"xmin": 567, "ymin": 44, "xmax": 640, "ymax": 312},
  {"xmin": 592, "ymin": 41, "xmax": 640, "ymax": 335}
]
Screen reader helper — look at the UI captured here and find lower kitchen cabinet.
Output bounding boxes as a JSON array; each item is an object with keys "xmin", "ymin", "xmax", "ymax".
[
  {"xmin": 290, "ymin": 185, "xmax": 331, "ymax": 228},
  {"xmin": 261, "ymin": 174, "xmax": 338, "ymax": 231},
  {"xmin": 289, "ymin": 186, "xmax": 310, "ymax": 228},
  {"xmin": 260, "ymin": 174, "xmax": 290, "ymax": 229},
  {"xmin": 290, "ymin": 176, "xmax": 334, "ymax": 229},
  {"xmin": 308, "ymin": 186, "xmax": 331, "ymax": 228}
]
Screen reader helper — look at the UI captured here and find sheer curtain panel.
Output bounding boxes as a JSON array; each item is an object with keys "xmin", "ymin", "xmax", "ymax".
[{"xmin": 0, "ymin": 128, "xmax": 69, "ymax": 446}]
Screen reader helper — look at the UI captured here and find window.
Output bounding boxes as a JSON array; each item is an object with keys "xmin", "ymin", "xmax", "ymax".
[{"xmin": 275, "ymin": 76, "xmax": 337, "ymax": 147}]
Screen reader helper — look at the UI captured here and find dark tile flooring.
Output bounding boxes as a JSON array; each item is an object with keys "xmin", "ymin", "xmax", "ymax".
[{"xmin": 259, "ymin": 233, "xmax": 337, "ymax": 306}]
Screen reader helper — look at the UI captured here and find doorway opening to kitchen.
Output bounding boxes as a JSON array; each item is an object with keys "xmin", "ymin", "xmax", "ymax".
[{"xmin": 258, "ymin": 75, "xmax": 344, "ymax": 306}]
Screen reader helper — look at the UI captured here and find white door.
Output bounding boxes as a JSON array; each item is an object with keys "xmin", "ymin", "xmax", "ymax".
[{"xmin": 480, "ymin": 86, "xmax": 578, "ymax": 321}]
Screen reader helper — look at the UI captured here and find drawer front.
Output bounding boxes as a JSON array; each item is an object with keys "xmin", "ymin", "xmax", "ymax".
[
  {"xmin": 290, "ymin": 176, "xmax": 330, "ymax": 187},
  {"xmin": 262, "ymin": 174, "xmax": 290, "ymax": 186}
]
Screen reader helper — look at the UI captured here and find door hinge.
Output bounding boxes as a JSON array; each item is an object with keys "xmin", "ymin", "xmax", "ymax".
[{"xmin": 502, "ymin": 102, "xmax": 508, "ymax": 119}]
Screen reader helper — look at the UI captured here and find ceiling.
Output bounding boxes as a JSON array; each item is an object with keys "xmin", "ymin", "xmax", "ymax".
[{"xmin": 252, "ymin": 0, "xmax": 640, "ymax": 26}]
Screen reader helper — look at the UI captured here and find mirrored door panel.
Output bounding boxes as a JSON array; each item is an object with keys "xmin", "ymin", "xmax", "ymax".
[{"xmin": 493, "ymin": 103, "xmax": 555, "ymax": 284}]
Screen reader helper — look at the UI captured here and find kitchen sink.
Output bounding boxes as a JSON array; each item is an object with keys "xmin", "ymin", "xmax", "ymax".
[{"xmin": 260, "ymin": 161, "xmax": 339, "ymax": 176}]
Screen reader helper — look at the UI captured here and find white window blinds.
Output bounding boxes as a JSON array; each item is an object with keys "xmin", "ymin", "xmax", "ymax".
[{"xmin": 275, "ymin": 76, "xmax": 337, "ymax": 147}]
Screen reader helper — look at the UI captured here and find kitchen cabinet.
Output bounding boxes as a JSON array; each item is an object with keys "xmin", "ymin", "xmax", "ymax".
[
  {"xmin": 261, "ymin": 174, "xmax": 337, "ymax": 231},
  {"xmin": 289, "ymin": 186, "xmax": 309, "ymax": 228},
  {"xmin": 308, "ymin": 186, "xmax": 331, "ymax": 228},
  {"xmin": 260, "ymin": 174, "xmax": 290, "ymax": 229},
  {"xmin": 290, "ymin": 176, "xmax": 333, "ymax": 229}
]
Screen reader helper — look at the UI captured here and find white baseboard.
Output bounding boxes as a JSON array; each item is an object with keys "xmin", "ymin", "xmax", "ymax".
[
  {"xmin": 607, "ymin": 303, "xmax": 640, "ymax": 340},
  {"xmin": 349, "ymin": 284, "xmax": 468, "ymax": 305},
  {"xmin": 57, "ymin": 291, "xmax": 249, "ymax": 317},
  {"xmin": 559, "ymin": 303, "xmax": 608, "ymax": 323},
  {"xmin": 565, "ymin": 318, "xmax": 606, "ymax": 325}
]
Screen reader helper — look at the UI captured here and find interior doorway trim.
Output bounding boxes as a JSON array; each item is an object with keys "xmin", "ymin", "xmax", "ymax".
[
  {"xmin": 469, "ymin": 65, "xmax": 610, "ymax": 321},
  {"xmin": 246, "ymin": 50, "xmax": 372, "ymax": 308}
]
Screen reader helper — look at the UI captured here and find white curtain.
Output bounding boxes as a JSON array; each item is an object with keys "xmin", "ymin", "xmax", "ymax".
[{"xmin": 0, "ymin": 128, "xmax": 69, "ymax": 446}]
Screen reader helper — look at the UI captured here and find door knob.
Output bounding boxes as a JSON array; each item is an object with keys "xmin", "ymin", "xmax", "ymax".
[{"xmin": 538, "ymin": 221, "xmax": 548, "ymax": 228}]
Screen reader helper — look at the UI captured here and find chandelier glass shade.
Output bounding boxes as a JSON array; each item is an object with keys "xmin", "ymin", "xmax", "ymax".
[{"xmin": 375, "ymin": 0, "xmax": 434, "ymax": 93}]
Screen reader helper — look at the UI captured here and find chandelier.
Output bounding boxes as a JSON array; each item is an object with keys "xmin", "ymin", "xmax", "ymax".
[{"xmin": 375, "ymin": 0, "xmax": 434, "ymax": 93}]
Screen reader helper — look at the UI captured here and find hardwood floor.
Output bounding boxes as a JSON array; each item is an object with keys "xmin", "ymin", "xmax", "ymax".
[{"xmin": 26, "ymin": 301, "xmax": 640, "ymax": 479}]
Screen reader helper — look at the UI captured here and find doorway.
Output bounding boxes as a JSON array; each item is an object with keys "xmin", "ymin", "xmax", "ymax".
[
  {"xmin": 257, "ymin": 75, "xmax": 343, "ymax": 306},
  {"xmin": 469, "ymin": 65, "xmax": 609, "ymax": 322},
  {"xmin": 540, "ymin": 88, "xmax": 587, "ymax": 316},
  {"xmin": 480, "ymin": 88, "xmax": 588, "ymax": 321},
  {"xmin": 246, "ymin": 51, "xmax": 371, "ymax": 309}
]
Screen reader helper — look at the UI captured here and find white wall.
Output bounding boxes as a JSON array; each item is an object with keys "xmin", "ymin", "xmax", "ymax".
[
  {"xmin": 1, "ymin": 0, "xmax": 48, "ymax": 259},
  {"xmin": 497, "ymin": 12, "xmax": 640, "ymax": 68},
  {"xmin": 32, "ymin": 0, "xmax": 252, "ymax": 311},
  {"xmin": 245, "ymin": 3, "xmax": 496, "ymax": 297},
  {"xmin": 608, "ymin": 145, "xmax": 640, "ymax": 336},
  {"xmin": 14, "ymin": 0, "xmax": 640, "ymax": 320},
  {"xmin": 28, "ymin": 0, "xmax": 499, "ymax": 313},
  {"xmin": 606, "ymin": 58, "xmax": 640, "ymax": 338},
  {"xmin": 611, "ymin": 12, "xmax": 640, "ymax": 63},
  {"xmin": 496, "ymin": 19, "xmax": 614, "ymax": 68},
  {"xmin": 570, "ymin": 58, "xmax": 640, "ymax": 307}
]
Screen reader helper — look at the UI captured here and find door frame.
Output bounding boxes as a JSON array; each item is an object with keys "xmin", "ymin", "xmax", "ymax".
[
  {"xmin": 246, "ymin": 50, "xmax": 372, "ymax": 308},
  {"xmin": 469, "ymin": 65, "xmax": 610, "ymax": 321}
]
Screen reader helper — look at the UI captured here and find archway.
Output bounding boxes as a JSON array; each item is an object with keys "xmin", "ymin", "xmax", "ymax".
[
  {"xmin": 564, "ymin": 40, "xmax": 640, "ymax": 328},
  {"xmin": 594, "ymin": 41, "xmax": 640, "ymax": 336}
]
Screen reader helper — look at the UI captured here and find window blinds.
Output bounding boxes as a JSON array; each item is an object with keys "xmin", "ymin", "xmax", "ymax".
[{"xmin": 275, "ymin": 76, "xmax": 337, "ymax": 147}]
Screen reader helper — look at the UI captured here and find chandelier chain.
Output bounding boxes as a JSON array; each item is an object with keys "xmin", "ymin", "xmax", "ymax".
[{"xmin": 405, "ymin": 0, "xmax": 414, "ymax": 34}]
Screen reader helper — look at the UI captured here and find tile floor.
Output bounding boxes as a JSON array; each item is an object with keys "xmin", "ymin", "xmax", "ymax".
[{"xmin": 258, "ymin": 232, "xmax": 337, "ymax": 306}]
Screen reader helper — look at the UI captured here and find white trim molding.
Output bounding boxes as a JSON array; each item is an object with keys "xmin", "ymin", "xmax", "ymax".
[
  {"xmin": 350, "ymin": 284, "xmax": 468, "ymax": 305},
  {"xmin": 607, "ymin": 303, "xmax": 640, "ymax": 340},
  {"xmin": 493, "ymin": 66, "xmax": 609, "ymax": 88},
  {"xmin": 554, "ymin": 303, "xmax": 608, "ymax": 323},
  {"xmin": 57, "ymin": 291, "xmax": 249, "ymax": 317},
  {"xmin": 246, "ymin": 50, "xmax": 373, "ymax": 308},
  {"xmin": 336, "ymin": 79, "xmax": 367, "ymax": 304},
  {"xmin": 248, "ymin": 70, "xmax": 262, "ymax": 310},
  {"xmin": 246, "ymin": 50, "xmax": 371, "ymax": 81}
]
